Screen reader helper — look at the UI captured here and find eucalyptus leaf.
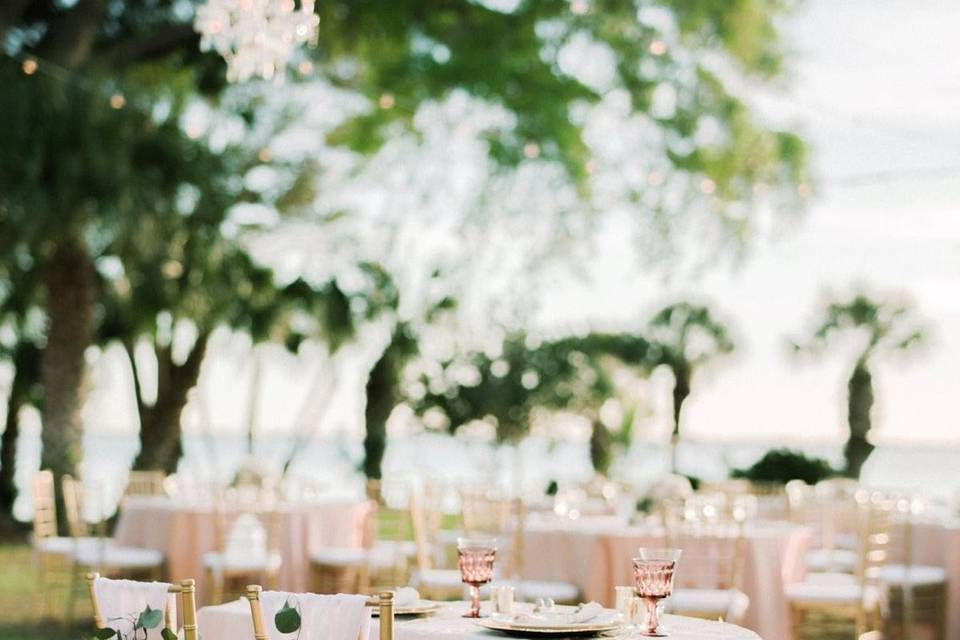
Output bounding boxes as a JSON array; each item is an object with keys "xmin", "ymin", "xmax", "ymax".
[
  {"xmin": 161, "ymin": 627, "xmax": 178, "ymax": 640},
  {"xmin": 274, "ymin": 600, "xmax": 301, "ymax": 634},
  {"xmin": 94, "ymin": 628, "xmax": 117, "ymax": 640},
  {"xmin": 137, "ymin": 605, "xmax": 164, "ymax": 630}
]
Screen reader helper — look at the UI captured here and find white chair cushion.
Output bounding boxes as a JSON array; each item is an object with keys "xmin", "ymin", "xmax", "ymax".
[
  {"xmin": 669, "ymin": 588, "xmax": 750, "ymax": 622},
  {"xmin": 787, "ymin": 580, "xmax": 883, "ymax": 607},
  {"xmin": 76, "ymin": 544, "xmax": 164, "ymax": 569},
  {"xmin": 882, "ymin": 564, "xmax": 947, "ymax": 587},
  {"xmin": 310, "ymin": 547, "xmax": 367, "ymax": 568},
  {"xmin": 311, "ymin": 541, "xmax": 415, "ymax": 569},
  {"xmin": 203, "ymin": 550, "xmax": 282, "ymax": 573},
  {"xmin": 35, "ymin": 536, "xmax": 104, "ymax": 556},
  {"xmin": 804, "ymin": 572, "xmax": 858, "ymax": 585},
  {"xmin": 805, "ymin": 548, "xmax": 858, "ymax": 572}
]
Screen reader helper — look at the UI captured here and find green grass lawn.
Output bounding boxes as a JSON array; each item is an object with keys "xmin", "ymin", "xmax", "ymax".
[
  {"xmin": 0, "ymin": 541, "xmax": 94, "ymax": 640},
  {"xmin": 0, "ymin": 509, "xmax": 460, "ymax": 639}
]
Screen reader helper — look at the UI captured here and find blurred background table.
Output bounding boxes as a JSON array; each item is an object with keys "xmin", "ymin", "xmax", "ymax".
[
  {"xmin": 521, "ymin": 516, "xmax": 809, "ymax": 640},
  {"xmin": 113, "ymin": 496, "xmax": 373, "ymax": 596}
]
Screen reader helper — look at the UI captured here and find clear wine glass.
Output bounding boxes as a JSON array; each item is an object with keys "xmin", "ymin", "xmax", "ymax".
[
  {"xmin": 632, "ymin": 548, "xmax": 682, "ymax": 636},
  {"xmin": 457, "ymin": 536, "xmax": 497, "ymax": 618}
]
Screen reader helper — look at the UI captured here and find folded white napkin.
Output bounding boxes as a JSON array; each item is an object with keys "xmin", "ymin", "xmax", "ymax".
[
  {"xmin": 260, "ymin": 591, "xmax": 371, "ymax": 640},
  {"xmin": 569, "ymin": 602, "xmax": 603, "ymax": 623},
  {"xmin": 393, "ymin": 587, "xmax": 420, "ymax": 607},
  {"xmin": 93, "ymin": 577, "xmax": 172, "ymax": 640}
]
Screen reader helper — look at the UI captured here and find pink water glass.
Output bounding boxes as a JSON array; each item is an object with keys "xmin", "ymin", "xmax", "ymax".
[
  {"xmin": 633, "ymin": 548, "xmax": 682, "ymax": 636},
  {"xmin": 457, "ymin": 536, "xmax": 497, "ymax": 618}
]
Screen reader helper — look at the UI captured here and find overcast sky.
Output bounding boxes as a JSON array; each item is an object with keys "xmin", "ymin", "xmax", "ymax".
[{"xmin": 534, "ymin": 0, "xmax": 960, "ymax": 444}]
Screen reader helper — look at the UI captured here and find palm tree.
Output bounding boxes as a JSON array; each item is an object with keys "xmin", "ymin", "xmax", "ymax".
[
  {"xmin": 647, "ymin": 303, "xmax": 735, "ymax": 473},
  {"xmin": 793, "ymin": 294, "xmax": 923, "ymax": 478}
]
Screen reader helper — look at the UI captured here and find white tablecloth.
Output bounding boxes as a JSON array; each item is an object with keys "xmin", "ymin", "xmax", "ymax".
[
  {"xmin": 113, "ymin": 496, "xmax": 373, "ymax": 597},
  {"xmin": 197, "ymin": 599, "xmax": 761, "ymax": 639},
  {"xmin": 521, "ymin": 517, "xmax": 809, "ymax": 640}
]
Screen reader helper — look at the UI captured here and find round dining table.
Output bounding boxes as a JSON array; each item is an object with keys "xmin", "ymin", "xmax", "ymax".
[
  {"xmin": 197, "ymin": 598, "xmax": 761, "ymax": 639},
  {"xmin": 113, "ymin": 495, "xmax": 373, "ymax": 597},
  {"xmin": 521, "ymin": 516, "xmax": 810, "ymax": 640}
]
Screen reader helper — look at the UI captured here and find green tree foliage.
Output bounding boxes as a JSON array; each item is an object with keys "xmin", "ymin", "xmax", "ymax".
[
  {"xmin": 730, "ymin": 448, "xmax": 836, "ymax": 485},
  {"xmin": 410, "ymin": 332, "xmax": 651, "ymax": 458},
  {"xmin": 646, "ymin": 302, "xmax": 734, "ymax": 472},
  {"xmin": 793, "ymin": 293, "xmax": 924, "ymax": 478},
  {"xmin": 1, "ymin": 0, "xmax": 807, "ymax": 496}
]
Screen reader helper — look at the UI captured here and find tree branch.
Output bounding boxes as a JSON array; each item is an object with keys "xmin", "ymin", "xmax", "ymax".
[
  {"xmin": 38, "ymin": 0, "xmax": 108, "ymax": 68},
  {"xmin": 94, "ymin": 23, "xmax": 199, "ymax": 67},
  {"xmin": 122, "ymin": 338, "xmax": 146, "ymax": 413}
]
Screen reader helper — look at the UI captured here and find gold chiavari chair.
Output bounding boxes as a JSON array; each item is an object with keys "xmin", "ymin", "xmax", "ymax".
[
  {"xmin": 30, "ymin": 469, "xmax": 95, "ymax": 617},
  {"xmin": 787, "ymin": 491, "xmax": 893, "ymax": 640},
  {"xmin": 124, "ymin": 471, "xmax": 167, "ymax": 497},
  {"xmin": 409, "ymin": 487, "xmax": 464, "ymax": 600},
  {"xmin": 881, "ymin": 494, "xmax": 946, "ymax": 640},
  {"xmin": 310, "ymin": 500, "xmax": 380, "ymax": 593},
  {"xmin": 462, "ymin": 490, "xmax": 580, "ymax": 605},
  {"xmin": 203, "ymin": 493, "xmax": 282, "ymax": 604},
  {"xmin": 859, "ymin": 632, "xmax": 884, "ymax": 640},
  {"xmin": 665, "ymin": 517, "xmax": 750, "ymax": 624},
  {"xmin": 790, "ymin": 478, "xmax": 862, "ymax": 576},
  {"xmin": 62, "ymin": 475, "xmax": 165, "ymax": 623},
  {"xmin": 86, "ymin": 572, "xmax": 198, "ymax": 640},
  {"xmin": 246, "ymin": 585, "xmax": 395, "ymax": 640}
]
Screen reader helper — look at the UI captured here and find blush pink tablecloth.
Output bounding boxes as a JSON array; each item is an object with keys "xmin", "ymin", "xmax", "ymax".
[
  {"xmin": 114, "ymin": 496, "xmax": 373, "ymax": 597},
  {"xmin": 521, "ymin": 517, "xmax": 810, "ymax": 640},
  {"xmin": 894, "ymin": 519, "xmax": 960, "ymax": 639}
]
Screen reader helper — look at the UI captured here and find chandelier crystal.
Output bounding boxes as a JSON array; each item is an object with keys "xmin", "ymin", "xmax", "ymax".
[{"xmin": 195, "ymin": 0, "xmax": 319, "ymax": 83}]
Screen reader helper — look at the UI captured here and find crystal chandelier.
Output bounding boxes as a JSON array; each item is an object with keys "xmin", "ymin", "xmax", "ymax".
[{"xmin": 195, "ymin": 0, "xmax": 319, "ymax": 83}]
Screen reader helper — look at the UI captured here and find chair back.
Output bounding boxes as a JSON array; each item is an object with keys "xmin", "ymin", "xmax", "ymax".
[
  {"xmin": 856, "ymin": 492, "xmax": 892, "ymax": 590},
  {"xmin": 86, "ymin": 572, "xmax": 199, "ymax": 640},
  {"xmin": 125, "ymin": 471, "xmax": 167, "ymax": 497},
  {"xmin": 245, "ymin": 585, "xmax": 394, "ymax": 640},
  {"xmin": 409, "ymin": 490, "xmax": 443, "ymax": 573},
  {"xmin": 32, "ymin": 470, "xmax": 59, "ymax": 540},
  {"xmin": 61, "ymin": 474, "xmax": 90, "ymax": 538},
  {"xmin": 667, "ymin": 520, "xmax": 746, "ymax": 591},
  {"xmin": 460, "ymin": 488, "xmax": 512, "ymax": 535},
  {"xmin": 212, "ymin": 491, "xmax": 280, "ymax": 561}
]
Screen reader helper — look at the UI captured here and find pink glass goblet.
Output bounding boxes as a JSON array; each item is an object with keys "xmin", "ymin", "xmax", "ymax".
[
  {"xmin": 457, "ymin": 537, "xmax": 497, "ymax": 618},
  {"xmin": 633, "ymin": 548, "xmax": 682, "ymax": 637}
]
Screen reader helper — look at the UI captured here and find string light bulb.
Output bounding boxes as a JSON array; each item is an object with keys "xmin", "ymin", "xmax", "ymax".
[
  {"xmin": 195, "ymin": 0, "xmax": 319, "ymax": 82},
  {"xmin": 109, "ymin": 93, "xmax": 126, "ymax": 109},
  {"xmin": 22, "ymin": 58, "xmax": 38, "ymax": 75}
]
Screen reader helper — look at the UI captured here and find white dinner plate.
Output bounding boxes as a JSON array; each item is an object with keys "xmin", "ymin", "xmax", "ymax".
[{"xmin": 372, "ymin": 599, "xmax": 441, "ymax": 616}]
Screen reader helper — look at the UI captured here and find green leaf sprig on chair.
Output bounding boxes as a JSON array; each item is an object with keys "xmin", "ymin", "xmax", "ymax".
[
  {"xmin": 93, "ymin": 604, "xmax": 175, "ymax": 640},
  {"xmin": 274, "ymin": 598, "xmax": 302, "ymax": 638}
]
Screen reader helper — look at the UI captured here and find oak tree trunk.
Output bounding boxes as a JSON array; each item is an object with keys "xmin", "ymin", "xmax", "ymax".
[
  {"xmin": 0, "ymin": 342, "xmax": 42, "ymax": 522},
  {"xmin": 40, "ymin": 239, "xmax": 96, "ymax": 481},
  {"xmin": 362, "ymin": 352, "xmax": 394, "ymax": 481},
  {"xmin": 130, "ymin": 334, "xmax": 209, "ymax": 474}
]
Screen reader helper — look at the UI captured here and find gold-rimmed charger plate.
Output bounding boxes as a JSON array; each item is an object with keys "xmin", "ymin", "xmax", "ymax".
[
  {"xmin": 473, "ymin": 616, "xmax": 620, "ymax": 637},
  {"xmin": 372, "ymin": 599, "xmax": 441, "ymax": 616}
]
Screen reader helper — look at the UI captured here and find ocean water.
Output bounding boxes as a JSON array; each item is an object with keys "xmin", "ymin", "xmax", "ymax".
[{"xmin": 9, "ymin": 425, "xmax": 960, "ymax": 520}]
